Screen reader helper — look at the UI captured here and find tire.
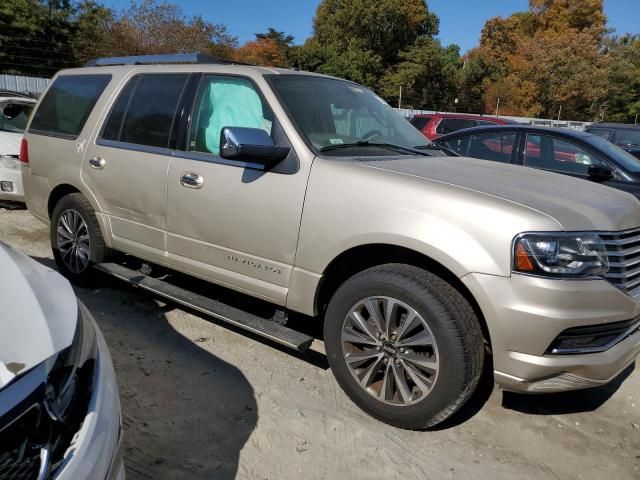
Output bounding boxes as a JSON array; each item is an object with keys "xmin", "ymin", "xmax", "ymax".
[
  {"xmin": 324, "ymin": 264, "xmax": 484, "ymax": 429},
  {"xmin": 51, "ymin": 193, "xmax": 111, "ymax": 284}
]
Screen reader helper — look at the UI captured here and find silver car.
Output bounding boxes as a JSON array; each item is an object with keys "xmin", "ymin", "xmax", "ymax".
[{"xmin": 0, "ymin": 242, "xmax": 124, "ymax": 479}]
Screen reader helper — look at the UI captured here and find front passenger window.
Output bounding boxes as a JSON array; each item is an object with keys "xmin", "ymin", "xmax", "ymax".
[{"xmin": 189, "ymin": 76, "xmax": 273, "ymax": 155}]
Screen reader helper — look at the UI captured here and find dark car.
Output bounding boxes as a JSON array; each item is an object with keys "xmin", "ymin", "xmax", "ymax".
[
  {"xmin": 409, "ymin": 113, "xmax": 519, "ymax": 140},
  {"xmin": 584, "ymin": 123, "xmax": 640, "ymax": 159},
  {"xmin": 434, "ymin": 124, "xmax": 640, "ymax": 198}
]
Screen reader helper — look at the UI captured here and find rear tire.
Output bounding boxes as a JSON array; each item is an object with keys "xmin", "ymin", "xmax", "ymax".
[
  {"xmin": 324, "ymin": 264, "xmax": 484, "ymax": 429},
  {"xmin": 51, "ymin": 193, "xmax": 111, "ymax": 284}
]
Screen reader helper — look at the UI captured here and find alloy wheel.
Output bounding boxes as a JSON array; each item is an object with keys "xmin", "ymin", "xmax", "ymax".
[
  {"xmin": 56, "ymin": 209, "xmax": 91, "ymax": 274},
  {"xmin": 341, "ymin": 296, "xmax": 439, "ymax": 406}
]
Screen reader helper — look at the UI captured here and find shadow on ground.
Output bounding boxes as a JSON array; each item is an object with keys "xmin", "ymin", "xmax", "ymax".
[
  {"xmin": 32, "ymin": 256, "xmax": 258, "ymax": 480},
  {"xmin": 501, "ymin": 362, "xmax": 635, "ymax": 415}
]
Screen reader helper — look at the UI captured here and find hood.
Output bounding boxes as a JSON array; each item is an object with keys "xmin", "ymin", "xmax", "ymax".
[
  {"xmin": 358, "ymin": 156, "xmax": 640, "ymax": 231},
  {"xmin": 0, "ymin": 244, "xmax": 76, "ymax": 389},
  {"xmin": 0, "ymin": 131, "xmax": 22, "ymax": 157}
]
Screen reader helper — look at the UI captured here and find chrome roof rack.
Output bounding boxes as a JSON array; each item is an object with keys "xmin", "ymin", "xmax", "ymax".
[{"xmin": 84, "ymin": 53, "xmax": 250, "ymax": 67}]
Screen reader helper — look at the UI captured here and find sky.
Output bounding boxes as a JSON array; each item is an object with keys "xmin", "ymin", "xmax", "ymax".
[{"xmin": 102, "ymin": 0, "xmax": 640, "ymax": 52}]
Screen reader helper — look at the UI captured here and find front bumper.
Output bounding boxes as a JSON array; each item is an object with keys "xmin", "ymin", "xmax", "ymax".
[
  {"xmin": 463, "ymin": 272, "xmax": 640, "ymax": 393},
  {"xmin": 0, "ymin": 162, "xmax": 25, "ymax": 202},
  {"xmin": 53, "ymin": 303, "xmax": 124, "ymax": 480}
]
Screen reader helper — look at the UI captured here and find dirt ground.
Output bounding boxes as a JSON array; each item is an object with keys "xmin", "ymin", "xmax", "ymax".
[{"xmin": 1, "ymin": 204, "xmax": 639, "ymax": 480}]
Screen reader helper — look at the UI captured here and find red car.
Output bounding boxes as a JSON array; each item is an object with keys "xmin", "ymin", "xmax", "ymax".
[{"xmin": 409, "ymin": 113, "xmax": 519, "ymax": 140}]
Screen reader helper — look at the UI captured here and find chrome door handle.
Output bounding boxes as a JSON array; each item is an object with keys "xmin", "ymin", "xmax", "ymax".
[
  {"xmin": 180, "ymin": 172, "xmax": 204, "ymax": 189},
  {"xmin": 89, "ymin": 156, "xmax": 105, "ymax": 170}
]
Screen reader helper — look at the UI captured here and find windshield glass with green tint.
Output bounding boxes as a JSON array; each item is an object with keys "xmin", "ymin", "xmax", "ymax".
[{"xmin": 269, "ymin": 75, "xmax": 432, "ymax": 155}]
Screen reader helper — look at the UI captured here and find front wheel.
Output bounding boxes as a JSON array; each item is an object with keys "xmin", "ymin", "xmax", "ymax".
[{"xmin": 324, "ymin": 264, "xmax": 484, "ymax": 429}]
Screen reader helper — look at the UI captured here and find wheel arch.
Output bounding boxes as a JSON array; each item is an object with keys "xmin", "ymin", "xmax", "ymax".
[{"xmin": 314, "ymin": 243, "xmax": 492, "ymax": 348}]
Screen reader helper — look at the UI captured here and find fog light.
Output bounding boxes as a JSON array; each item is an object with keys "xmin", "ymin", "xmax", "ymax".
[
  {"xmin": 547, "ymin": 319, "xmax": 640, "ymax": 354},
  {"xmin": 0, "ymin": 181, "xmax": 13, "ymax": 192}
]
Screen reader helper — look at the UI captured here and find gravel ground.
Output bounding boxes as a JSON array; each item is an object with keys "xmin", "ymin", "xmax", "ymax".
[{"xmin": 1, "ymin": 204, "xmax": 639, "ymax": 480}]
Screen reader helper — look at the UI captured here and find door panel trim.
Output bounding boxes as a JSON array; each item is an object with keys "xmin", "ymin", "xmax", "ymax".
[{"xmin": 167, "ymin": 231, "xmax": 292, "ymax": 287}]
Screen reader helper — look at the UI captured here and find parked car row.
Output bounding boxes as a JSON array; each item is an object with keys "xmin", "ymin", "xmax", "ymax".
[
  {"xmin": 432, "ymin": 124, "xmax": 640, "ymax": 198},
  {"xmin": 585, "ymin": 122, "xmax": 640, "ymax": 159}
]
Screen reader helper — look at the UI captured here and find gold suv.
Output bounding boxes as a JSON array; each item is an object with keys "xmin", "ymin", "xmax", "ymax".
[{"xmin": 21, "ymin": 54, "xmax": 640, "ymax": 429}]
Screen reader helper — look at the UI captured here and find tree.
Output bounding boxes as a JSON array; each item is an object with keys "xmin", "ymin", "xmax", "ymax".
[
  {"xmin": 471, "ymin": 0, "xmax": 611, "ymax": 120},
  {"xmin": 313, "ymin": 0, "xmax": 438, "ymax": 67},
  {"xmin": 234, "ymin": 38, "xmax": 287, "ymax": 67},
  {"xmin": 0, "ymin": 0, "xmax": 77, "ymax": 76},
  {"xmin": 381, "ymin": 37, "xmax": 460, "ymax": 111},
  {"xmin": 102, "ymin": 0, "xmax": 237, "ymax": 58},
  {"xmin": 255, "ymin": 28, "xmax": 294, "ymax": 49},
  {"xmin": 605, "ymin": 35, "xmax": 640, "ymax": 122}
]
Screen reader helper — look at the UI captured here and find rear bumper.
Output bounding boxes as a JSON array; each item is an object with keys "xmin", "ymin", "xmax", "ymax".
[
  {"xmin": 462, "ymin": 272, "xmax": 640, "ymax": 393},
  {"xmin": 0, "ymin": 164, "xmax": 24, "ymax": 202},
  {"xmin": 53, "ymin": 303, "xmax": 124, "ymax": 479}
]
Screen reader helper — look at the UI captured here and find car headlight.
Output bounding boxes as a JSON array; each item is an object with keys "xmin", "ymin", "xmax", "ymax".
[
  {"xmin": 44, "ymin": 306, "xmax": 97, "ymax": 423},
  {"xmin": 0, "ymin": 156, "xmax": 20, "ymax": 170},
  {"xmin": 513, "ymin": 233, "xmax": 609, "ymax": 277}
]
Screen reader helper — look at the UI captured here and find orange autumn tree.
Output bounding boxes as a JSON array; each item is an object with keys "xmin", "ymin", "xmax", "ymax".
[
  {"xmin": 464, "ymin": 0, "xmax": 609, "ymax": 120},
  {"xmin": 234, "ymin": 37, "xmax": 287, "ymax": 67}
]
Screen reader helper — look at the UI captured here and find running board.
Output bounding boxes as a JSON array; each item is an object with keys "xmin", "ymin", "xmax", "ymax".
[{"xmin": 95, "ymin": 263, "xmax": 314, "ymax": 352}]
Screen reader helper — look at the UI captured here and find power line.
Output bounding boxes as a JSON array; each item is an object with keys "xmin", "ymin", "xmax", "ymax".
[{"xmin": 0, "ymin": 44, "xmax": 77, "ymax": 58}]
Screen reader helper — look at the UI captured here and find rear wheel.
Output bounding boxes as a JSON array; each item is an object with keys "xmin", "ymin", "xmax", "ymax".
[
  {"xmin": 324, "ymin": 264, "xmax": 484, "ymax": 429},
  {"xmin": 51, "ymin": 193, "xmax": 111, "ymax": 284}
]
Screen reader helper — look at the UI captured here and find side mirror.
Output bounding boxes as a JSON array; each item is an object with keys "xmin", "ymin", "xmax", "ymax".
[
  {"xmin": 588, "ymin": 164, "xmax": 613, "ymax": 180},
  {"xmin": 219, "ymin": 127, "xmax": 290, "ymax": 169}
]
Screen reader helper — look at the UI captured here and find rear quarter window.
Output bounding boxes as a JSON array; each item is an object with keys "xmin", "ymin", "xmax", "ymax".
[{"xmin": 29, "ymin": 75, "xmax": 111, "ymax": 139}]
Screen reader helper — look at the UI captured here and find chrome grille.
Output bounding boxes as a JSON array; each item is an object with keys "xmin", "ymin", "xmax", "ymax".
[{"xmin": 600, "ymin": 227, "xmax": 640, "ymax": 294}]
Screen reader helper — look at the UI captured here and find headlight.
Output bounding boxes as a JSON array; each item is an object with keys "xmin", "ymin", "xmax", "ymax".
[
  {"xmin": 0, "ymin": 156, "xmax": 20, "ymax": 170},
  {"xmin": 44, "ymin": 306, "xmax": 97, "ymax": 423},
  {"xmin": 513, "ymin": 233, "xmax": 608, "ymax": 277}
]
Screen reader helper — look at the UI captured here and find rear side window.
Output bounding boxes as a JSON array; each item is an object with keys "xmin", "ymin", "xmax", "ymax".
[
  {"xmin": 585, "ymin": 128, "xmax": 612, "ymax": 140},
  {"xmin": 102, "ymin": 74, "xmax": 188, "ymax": 148},
  {"xmin": 29, "ymin": 75, "xmax": 111, "ymax": 139},
  {"xmin": 436, "ymin": 118, "xmax": 477, "ymax": 135}
]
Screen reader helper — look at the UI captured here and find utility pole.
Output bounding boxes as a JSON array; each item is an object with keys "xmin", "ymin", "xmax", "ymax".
[
  {"xmin": 635, "ymin": 112, "xmax": 638, "ymax": 125},
  {"xmin": 398, "ymin": 86, "xmax": 402, "ymax": 110},
  {"xmin": 557, "ymin": 105, "xmax": 562, "ymax": 126},
  {"xmin": 495, "ymin": 98, "xmax": 500, "ymax": 117}
]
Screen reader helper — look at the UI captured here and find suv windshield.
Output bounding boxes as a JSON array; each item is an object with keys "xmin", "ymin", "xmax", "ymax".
[
  {"xmin": 0, "ymin": 102, "xmax": 34, "ymax": 134},
  {"xmin": 269, "ymin": 75, "xmax": 432, "ymax": 155}
]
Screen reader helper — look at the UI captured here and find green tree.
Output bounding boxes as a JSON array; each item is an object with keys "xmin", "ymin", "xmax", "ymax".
[
  {"xmin": 0, "ymin": 0, "xmax": 77, "ymax": 76},
  {"xmin": 381, "ymin": 37, "xmax": 460, "ymax": 111},
  {"xmin": 605, "ymin": 35, "xmax": 640, "ymax": 122}
]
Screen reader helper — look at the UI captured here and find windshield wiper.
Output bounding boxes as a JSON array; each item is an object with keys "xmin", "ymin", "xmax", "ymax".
[
  {"xmin": 415, "ymin": 143, "xmax": 459, "ymax": 157},
  {"xmin": 320, "ymin": 141, "xmax": 432, "ymax": 156}
]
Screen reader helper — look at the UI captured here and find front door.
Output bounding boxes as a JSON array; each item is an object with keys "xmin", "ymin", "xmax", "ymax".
[
  {"xmin": 83, "ymin": 73, "xmax": 189, "ymax": 260},
  {"xmin": 165, "ymin": 75, "xmax": 309, "ymax": 304}
]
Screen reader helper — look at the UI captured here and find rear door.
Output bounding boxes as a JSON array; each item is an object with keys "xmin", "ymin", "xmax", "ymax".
[{"xmin": 83, "ymin": 73, "xmax": 189, "ymax": 259}]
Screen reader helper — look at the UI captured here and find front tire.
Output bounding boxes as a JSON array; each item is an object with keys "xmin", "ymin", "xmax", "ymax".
[
  {"xmin": 324, "ymin": 264, "xmax": 484, "ymax": 429},
  {"xmin": 51, "ymin": 193, "xmax": 111, "ymax": 284}
]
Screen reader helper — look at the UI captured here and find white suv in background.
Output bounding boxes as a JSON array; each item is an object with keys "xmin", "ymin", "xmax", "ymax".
[{"xmin": 0, "ymin": 90, "xmax": 36, "ymax": 203}]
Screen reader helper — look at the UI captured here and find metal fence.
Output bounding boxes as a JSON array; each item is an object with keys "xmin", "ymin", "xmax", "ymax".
[
  {"xmin": 394, "ymin": 108, "xmax": 592, "ymax": 131},
  {"xmin": 0, "ymin": 74, "xmax": 50, "ymax": 95}
]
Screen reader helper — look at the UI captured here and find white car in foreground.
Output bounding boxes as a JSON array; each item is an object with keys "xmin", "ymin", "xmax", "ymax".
[
  {"xmin": 0, "ymin": 91, "xmax": 36, "ymax": 203},
  {"xmin": 0, "ymin": 242, "xmax": 124, "ymax": 479}
]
